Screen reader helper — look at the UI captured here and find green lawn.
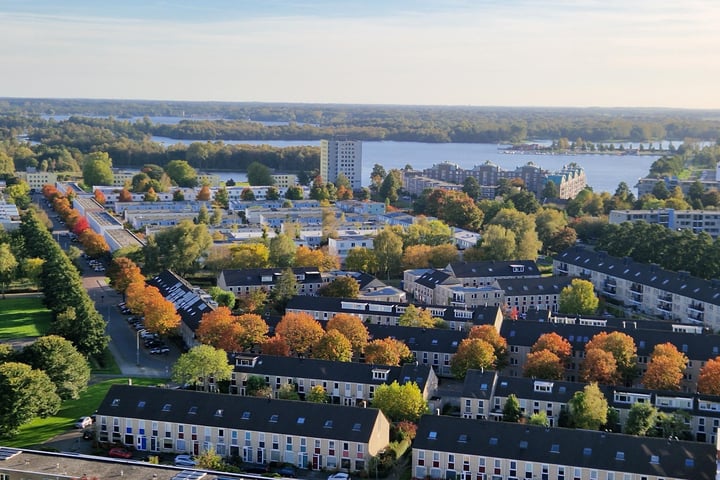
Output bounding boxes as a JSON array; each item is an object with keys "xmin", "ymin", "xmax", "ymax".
[
  {"xmin": 0, "ymin": 297, "xmax": 52, "ymax": 339},
  {"xmin": 4, "ymin": 377, "xmax": 165, "ymax": 448}
]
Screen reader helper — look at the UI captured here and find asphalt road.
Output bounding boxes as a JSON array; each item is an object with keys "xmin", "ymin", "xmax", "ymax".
[{"xmin": 36, "ymin": 193, "xmax": 176, "ymax": 379}]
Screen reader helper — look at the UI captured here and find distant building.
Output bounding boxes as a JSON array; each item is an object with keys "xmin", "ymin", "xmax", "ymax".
[
  {"xmin": 609, "ymin": 208, "xmax": 720, "ymax": 238},
  {"xmin": 328, "ymin": 235, "xmax": 374, "ymax": 260},
  {"xmin": 14, "ymin": 168, "xmax": 58, "ymax": 190},
  {"xmin": 320, "ymin": 140, "xmax": 362, "ymax": 190}
]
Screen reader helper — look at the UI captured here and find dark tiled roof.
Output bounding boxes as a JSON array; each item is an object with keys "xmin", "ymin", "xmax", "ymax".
[
  {"xmin": 220, "ymin": 267, "xmax": 323, "ymax": 287},
  {"xmin": 460, "ymin": 369, "xmax": 498, "ymax": 399},
  {"xmin": 496, "ymin": 275, "xmax": 572, "ymax": 296},
  {"xmin": 414, "ymin": 415, "xmax": 715, "ymax": 479},
  {"xmin": 366, "ymin": 324, "xmax": 466, "ymax": 354},
  {"xmin": 415, "ymin": 270, "xmax": 459, "ymax": 289},
  {"xmin": 501, "ymin": 319, "xmax": 720, "ymax": 360},
  {"xmin": 556, "ymin": 246, "xmax": 720, "ymax": 304},
  {"xmin": 448, "ymin": 260, "xmax": 540, "ymax": 279},
  {"xmin": 232, "ymin": 354, "xmax": 433, "ymax": 390},
  {"xmin": 147, "ymin": 270, "xmax": 215, "ymax": 331},
  {"xmin": 97, "ymin": 385, "xmax": 384, "ymax": 443}
]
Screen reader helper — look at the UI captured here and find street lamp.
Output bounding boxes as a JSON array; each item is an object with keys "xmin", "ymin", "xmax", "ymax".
[{"xmin": 136, "ymin": 330, "xmax": 140, "ymax": 366}]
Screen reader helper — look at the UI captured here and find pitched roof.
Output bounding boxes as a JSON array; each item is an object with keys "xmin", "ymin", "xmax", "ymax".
[
  {"xmin": 232, "ymin": 354, "xmax": 433, "ymax": 390},
  {"xmin": 413, "ymin": 415, "xmax": 715, "ymax": 479},
  {"xmin": 97, "ymin": 385, "xmax": 385, "ymax": 443},
  {"xmin": 366, "ymin": 324, "xmax": 466, "ymax": 354},
  {"xmin": 415, "ymin": 270, "xmax": 461, "ymax": 289},
  {"xmin": 219, "ymin": 267, "xmax": 323, "ymax": 287},
  {"xmin": 495, "ymin": 276, "xmax": 572, "ymax": 296},
  {"xmin": 556, "ymin": 246, "xmax": 720, "ymax": 304},
  {"xmin": 147, "ymin": 270, "xmax": 215, "ymax": 331},
  {"xmin": 447, "ymin": 260, "xmax": 540, "ymax": 279}
]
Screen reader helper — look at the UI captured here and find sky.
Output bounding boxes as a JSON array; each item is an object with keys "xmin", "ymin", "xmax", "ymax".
[{"xmin": 1, "ymin": 0, "xmax": 719, "ymax": 109}]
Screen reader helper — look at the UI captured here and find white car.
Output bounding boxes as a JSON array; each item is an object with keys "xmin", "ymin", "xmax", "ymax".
[
  {"xmin": 328, "ymin": 473, "xmax": 350, "ymax": 480},
  {"xmin": 174, "ymin": 454, "xmax": 197, "ymax": 467},
  {"xmin": 75, "ymin": 416, "xmax": 93, "ymax": 429}
]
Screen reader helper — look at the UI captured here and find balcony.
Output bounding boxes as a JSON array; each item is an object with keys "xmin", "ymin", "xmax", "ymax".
[
  {"xmin": 630, "ymin": 284, "xmax": 643, "ymax": 294},
  {"xmin": 656, "ymin": 303, "xmax": 672, "ymax": 313},
  {"xmin": 688, "ymin": 303, "xmax": 705, "ymax": 313},
  {"xmin": 688, "ymin": 310, "xmax": 705, "ymax": 324},
  {"xmin": 658, "ymin": 294, "xmax": 673, "ymax": 303},
  {"xmin": 602, "ymin": 285, "xmax": 617, "ymax": 296},
  {"xmin": 629, "ymin": 291, "xmax": 643, "ymax": 304},
  {"xmin": 556, "ymin": 263, "xmax": 569, "ymax": 274}
]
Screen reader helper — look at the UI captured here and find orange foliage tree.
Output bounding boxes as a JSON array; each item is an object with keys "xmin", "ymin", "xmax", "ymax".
[
  {"xmin": 531, "ymin": 332, "xmax": 573, "ymax": 361},
  {"xmin": 326, "ymin": 313, "xmax": 368, "ymax": 353},
  {"xmin": 125, "ymin": 280, "xmax": 149, "ymax": 315},
  {"xmin": 524, "ymin": 350, "xmax": 564, "ymax": 380},
  {"xmin": 72, "ymin": 216, "xmax": 90, "ymax": 235},
  {"xmin": 143, "ymin": 286, "xmax": 181, "ymax": 335},
  {"xmin": 197, "ymin": 307, "xmax": 242, "ymax": 352},
  {"xmin": 93, "ymin": 189, "xmax": 106, "ymax": 205},
  {"xmin": 642, "ymin": 342, "xmax": 687, "ymax": 391},
  {"xmin": 468, "ymin": 325, "xmax": 508, "ymax": 369},
  {"xmin": 108, "ymin": 257, "xmax": 145, "ymax": 296},
  {"xmin": 364, "ymin": 337, "xmax": 412, "ymax": 366},
  {"xmin": 118, "ymin": 188, "xmax": 133, "ymax": 202},
  {"xmin": 450, "ymin": 338, "xmax": 496, "ymax": 379},
  {"xmin": 698, "ymin": 356, "xmax": 720, "ymax": 395},
  {"xmin": 294, "ymin": 246, "xmax": 339, "ymax": 272},
  {"xmin": 585, "ymin": 331, "xmax": 638, "ymax": 382},
  {"xmin": 274, "ymin": 312, "xmax": 324, "ymax": 355},
  {"xmin": 312, "ymin": 330, "xmax": 353, "ymax": 362},
  {"xmin": 236, "ymin": 313, "xmax": 270, "ymax": 351},
  {"xmin": 42, "ymin": 184, "xmax": 59, "ymax": 199},
  {"xmin": 401, "ymin": 245, "xmax": 433, "ymax": 269},
  {"xmin": 581, "ymin": 348, "xmax": 619, "ymax": 384},
  {"xmin": 196, "ymin": 185, "xmax": 211, "ymax": 201},
  {"xmin": 79, "ymin": 230, "xmax": 110, "ymax": 258},
  {"xmin": 261, "ymin": 335, "xmax": 290, "ymax": 356}
]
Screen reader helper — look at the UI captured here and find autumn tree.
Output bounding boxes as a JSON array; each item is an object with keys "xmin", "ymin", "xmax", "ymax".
[
  {"xmin": 294, "ymin": 245, "xmax": 340, "ymax": 272},
  {"xmin": 230, "ymin": 242, "xmax": 270, "ymax": 269},
  {"xmin": 402, "ymin": 245, "xmax": 433, "ymax": 269},
  {"xmin": 318, "ymin": 276, "xmax": 360, "ymax": 298},
  {"xmin": 642, "ymin": 342, "xmax": 687, "ymax": 391},
  {"xmin": 559, "ymin": 278, "xmax": 599, "ymax": 315},
  {"xmin": 261, "ymin": 336, "xmax": 290, "ymax": 357},
  {"xmin": 698, "ymin": 356, "xmax": 720, "ymax": 395},
  {"xmin": 125, "ymin": 280, "xmax": 149, "ymax": 315},
  {"xmin": 143, "ymin": 286, "xmax": 181, "ymax": 335},
  {"xmin": 345, "ymin": 247, "xmax": 379, "ymax": 274},
  {"xmin": 312, "ymin": 330, "xmax": 353, "ymax": 362},
  {"xmin": 524, "ymin": 350, "xmax": 565, "ymax": 380},
  {"xmin": 326, "ymin": 313, "xmax": 368, "ymax": 353},
  {"xmin": 468, "ymin": 325, "xmax": 508, "ymax": 369},
  {"xmin": 172, "ymin": 344, "xmax": 233, "ymax": 392},
  {"xmin": 584, "ymin": 331, "xmax": 638, "ymax": 383},
  {"xmin": 568, "ymin": 383, "xmax": 608, "ymax": 430},
  {"xmin": 236, "ymin": 314, "xmax": 269, "ymax": 350},
  {"xmin": 450, "ymin": 338, "xmax": 496, "ymax": 379},
  {"xmin": 275, "ymin": 312, "xmax": 324, "ymax": 355},
  {"xmin": 196, "ymin": 184, "xmax": 211, "ymax": 201},
  {"xmin": 531, "ymin": 332, "xmax": 572, "ymax": 361},
  {"xmin": 371, "ymin": 381, "xmax": 428, "ymax": 422},
  {"xmin": 79, "ymin": 229, "xmax": 111, "ymax": 258},
  {"xmin": 197, "ymin": 307, "xmax": 241, "ymax": 352},
  {"xmin": 364, "ymin": 337, "xmax": 412, "ymax": 366},
  {"xmin": 398, "ymin": 304, "xmax": 436, "ymax": 328},
  {"xmin": 108, "ymin": 257, "xmax": 144, "ymax": 298},
  {"xmin": 581, "ymin": 348, "xmax": 620, "ymax": 384}
]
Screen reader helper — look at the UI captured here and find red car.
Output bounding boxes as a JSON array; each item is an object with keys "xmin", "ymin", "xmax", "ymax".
[{"xmin": 108, "ymin": 447, "xmax": 132, "ymax": 459}]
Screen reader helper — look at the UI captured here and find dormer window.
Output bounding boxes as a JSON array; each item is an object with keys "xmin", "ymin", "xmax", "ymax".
[{"xmin": 372, "ymin": 368, "xmax": 390, "ymax": 381}]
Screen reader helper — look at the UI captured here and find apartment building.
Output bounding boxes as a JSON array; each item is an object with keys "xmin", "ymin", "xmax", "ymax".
[
  {"xmin": 609, "ymin": 208, "xmax": 720, "ymax": 238},
  {"xmin": 217, "ymin": 267, "xmax": 327, "ymax": 297},
  {"xmin": 320, "ymin": 140, "xmax": 362, "ymax": 190}
]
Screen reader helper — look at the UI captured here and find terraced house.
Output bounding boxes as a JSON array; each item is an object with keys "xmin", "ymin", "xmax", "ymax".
[{"xmin": 96, "ymin": 385, "xmax": 390, "ymax": 472}]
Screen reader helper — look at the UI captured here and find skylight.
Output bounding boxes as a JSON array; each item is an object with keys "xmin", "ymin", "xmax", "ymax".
[
  {"xmin": 188, "ymin": 406, "xmax": 198, "ymax": 415},
  {"xmin": 616, "ymin": 451, "xmax": 625, "ymax": 461},
  {"xmin": 137, "ymin": 401, "xmax": 145, "ymax": 408},
  {"xmin": 241, "ymin": 411, "xmax": 251, "ymax": 420},
  {"xmin": 550, "ymin": 444, "xmax": 560, "ymax": 454},
  {"xmin": 583, "ymin": 448, "xmax": 592, "ymax": 456},
  {"xmin": 269, "ymin": 414, "xmax": 279, "ymax": 423},
  {"xmin": 458, "ymin": 434, "xmax": 467, "ymax": 443},
  {"xmin": 162, "ymin": 403, "xmax": 172, "ymax": 412},
  {"xmin": 353, "ymin": 423, "xmax": 361, "ymax": 432},
  {"xmin": 489, "ymin": 437, "xmax": 498, "ymax": 446},
  {"xmin": 297, "ymin": 417, "xmax": 305, "ymax": 424},
  {"xmin": 324, "ymin": 420, "xmax": 333, "ymax": 429}
]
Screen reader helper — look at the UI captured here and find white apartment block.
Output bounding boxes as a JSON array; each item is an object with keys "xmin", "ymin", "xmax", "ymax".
[{"xmin": 320, "ymin": 140, "xmax": 362, "ymax": 190}]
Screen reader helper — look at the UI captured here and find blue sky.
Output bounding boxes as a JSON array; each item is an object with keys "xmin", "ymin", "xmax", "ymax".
[{"xmin": 1, "ymin": 0, "xmax": 719, "ymax": 108}]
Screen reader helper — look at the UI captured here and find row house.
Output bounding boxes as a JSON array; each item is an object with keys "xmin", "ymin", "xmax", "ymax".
[
  {"xmin": 231, "ymin": 354, "xmax": 438, "ymax": 406},
  {"xmin": 435, "ymin": 284, "xmax": 504, "ymax": 310},
  {"xmin": 554, "ymin": 246, "xmax": 720, "ymax": 330},
  {"xmin": 445, "ymin": 260, "xmax": 541, "ymax": 288},
  {"xmin": 500, "ymin": 318, "xmax": 720, "ymax": 392},
  {"xmin": 336, "ymin": 200, "xmax": 386, "ymax": 216},
  {"xmin": 460, "ymin": 369, "xmax": 720, "ymax": 447},
  {"xmin": 96, "ymin": 385, "xmax": 390, "ymax": 473},
  {"xmin": 493, "ymin": 276, "xmax": 573, "ymax": 314},
  {"xmin": 217, "ymin": 267, "xmax": 328, "ymax": 297},
  {"xmin": 413, "ymin": 270, "xmax": 462, "ymax": 304},
  {"xmin": 147, "ymin": 270, "xmax": 217, "ymax": 349},
  {"xmin": 110, "ymin": 200, "xmax": 212, "ymax": 215},
  {"xmin": 412, "ymin": 414, "xmax": 715, "ymax": 480},
  {"xmin": 286, "ymin": 296, "xmax": 503, "ymax": 331},
  {"xmin": 328, "ymin": 235, "xmax": 374, "ymax": 260}
]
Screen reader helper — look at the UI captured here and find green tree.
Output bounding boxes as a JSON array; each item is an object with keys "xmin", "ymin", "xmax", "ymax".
[
  {"xmin": 462, "ymin": 176, "xmax": 481, "ymax": 200},
  {"xmin": 82, "ymin": 151, "xmax": 113, "ymax": 186},
  {"xmin": 214, "ymin": 186, "xmax": 229, "ymax": 208},
  {"xmin": 245, "ymin": 375, "xmax": 272, "ymax": 397},
  {"xmin": 247, "ymin": 161, "xmax": 274, "ymax": 186},
  {"xmin": 277, "ymin": 383, "xmax": 300, "ymax": 400},
  {"xmin": 559, "ymin": 278, "xmax": 599, "ymax": 315},
  {"xmin": 269, "ymin": 234, "xmax": 297, "ymax": 267},
  {"xmin": 270, "ymin": 268, "xmax": 298, "ymax": 312},
  {"xmin": 19, "ymin": 335, "xmax": 90, "ymax": 401},
  {"xmin": 144, "ymin": 220, "xmax": 212, "ymax": 275},
  {"xmin": 196, "ymin": 205, "xmax": 210, "ymax": 224},
  {"xmin": 207, "ymin": 286, "xmax": 236, "ymax": 309},
  {"xmin": 0, "ymin": 362, "xmax": 61, "ymax": 437},
  {"xmin": 164, "ymin": 160, "xmax": 198, "ymax": 187},
  {"xmin": 479, "ymin": 224, "xmax": 516, "ymax": 260},
  {"xmin": 172, "ymin": 345, "xmax": 233, "ymax": 392},
  {"xmin": 345, "ymin": 247, "xmax": 379, "ymax": 274},
  {"xmin": 371, "ymin": 381, "xmax": 428, "ymax": 422},
  {"xmin": 374, "ymin": 226, "xmax": 403, "ymax": 279},
  {"xmin": 378, "ymin": 169, "xmax": 402, "ymax": 203},
  {"xmin": 528, "ymin": 411, "xmax": 550, "ymax": 427},
  {"xmin": 541, "ymin": 180, "xmax": 559, "ymax": 199},
  {"xmin": 398, "ymin": 304, "xmax": 436, "ymax": 328},
  {"xmin": 307, "ymin": 385, "xmax": 329, "ymax": 403},
  {"xmin": 318, "ymin": 276, "xmax": 360, "ymax": 298},
  {"xmin": 654, "ymin": 410, "xmax": 692, "ymax": 440},
  {"xmin": 502, "ymin": 394, "xmax": 522, "ymax": 422},
  {"xmin": 285, "ymin": 185, "xmax": 304, "ymax": 200},
  {"xmin": 210, "ymin": 207, "xmax": 223, "ymax": 226},
  {"xmin": 625, "ymin": 402, "xmax": 658, "ymax": 436},
  {"xmin": 0, "ymin": 243, "xmax": 18, "ymax": 298},
  {"xmin": 568, "ymin": 383, "xmax": 608, "ymax": 430}
]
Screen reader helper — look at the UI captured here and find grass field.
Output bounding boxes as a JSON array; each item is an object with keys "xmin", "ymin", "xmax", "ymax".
[
  {"xmin": 3, "ymin": 377, "xmax": 165, "ymax": 448},
  {"xmin": 0, "ymin": 296, "xmax": 52, "ymax": 339}
]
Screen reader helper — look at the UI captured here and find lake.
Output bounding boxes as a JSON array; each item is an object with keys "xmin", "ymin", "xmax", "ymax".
[{"xmin": 152, "ymin": 136, "xmax": 658, "ymax": 194}]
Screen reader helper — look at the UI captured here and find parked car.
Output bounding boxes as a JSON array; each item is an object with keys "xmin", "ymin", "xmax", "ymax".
[
  {"xmin": 276, "ymin": 466, "xmax": 297, "ymax": 477},
  {"xmin": 75, "ymin": 416, "xmax": 93, "ymax": 429},
  {"xmin": 82, "ymin": 429, "xmax": 94, "ymax": 440},
  {"xmin": 149, "ymin": 346, "xmax": 170, "ymax": 355},
  {"xmin": 328, "ymin": 474, "xmax": 350, "ymax": 480},
  {"xmin": 174, "ymin": 454, "xmax": 197, "ymax": 467},
  {"xmin": 109, "ymin": 447, "xmax": 133, "ymax": 459},
  {"xmin": 144, "ymin": 340, "xmax": 164, "ymax": 348}
]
